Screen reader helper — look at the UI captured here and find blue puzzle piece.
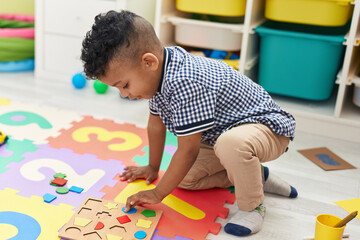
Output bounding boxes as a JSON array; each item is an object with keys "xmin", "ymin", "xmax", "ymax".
[
  {"xmin": 43, "ymin": 193, "xmax": 57, "ymax": 203},
  {"xmin": 69, "ymin": 186, "xmax": 84, "ymax": 193},
  {"xmin": 122, "ymin": 207, "xmax": 137, "ymax": 214}
]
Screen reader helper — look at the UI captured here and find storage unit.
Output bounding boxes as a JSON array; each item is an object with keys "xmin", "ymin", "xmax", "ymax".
[
  {"xmin": 176, "ymin": 0, "xmax": 246, "ymax": 17},
  {"xmin": 265, "ymin": 0, "xmax": 353, "ymax": 26},
  {"xmin": 35, "ymin": 0, "xmax": 360, "ymax": 143},
  {"xmin": 255, "ymin": 21, "xmax": 347, "ymax": 100}
]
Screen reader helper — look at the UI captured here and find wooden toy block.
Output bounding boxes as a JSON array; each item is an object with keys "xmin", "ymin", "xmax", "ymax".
[
  {"xmin": 58, "ymin": 197, "xmax": 162, "ymax": 240},
  {"xmin": 51, "ymin": 177, "xmax": 67, "ymax": 186}
]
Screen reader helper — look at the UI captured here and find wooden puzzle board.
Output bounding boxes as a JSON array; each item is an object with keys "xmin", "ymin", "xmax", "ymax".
[{"xmin": 59, "ymin": 197, "xmax": 162, "ymax": 240}]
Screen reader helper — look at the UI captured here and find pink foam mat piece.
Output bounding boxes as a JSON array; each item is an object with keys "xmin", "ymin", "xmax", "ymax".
[{"xmin": 48, "ymin": 116, "xmax": 148, "ymax": 163}]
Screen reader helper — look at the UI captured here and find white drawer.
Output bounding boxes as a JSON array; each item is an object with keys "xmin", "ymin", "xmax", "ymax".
[
  {"xmin": 168, "ymin": 17, "xmax": 243, "ymax": 51},
  {"xmin": 43, "ymin": 34, "xmax": 84, "ymax": 75},
  {"xmin": 44, "ymin": 0, "xmax": 116, "ymax": 37}
]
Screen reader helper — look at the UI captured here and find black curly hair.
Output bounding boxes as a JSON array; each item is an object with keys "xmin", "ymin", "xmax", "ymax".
[{"xmin": 81, "ymin": 10, "xmax": 160, "ymax": 79}]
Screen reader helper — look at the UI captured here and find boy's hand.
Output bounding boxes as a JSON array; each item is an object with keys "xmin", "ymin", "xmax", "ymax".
[
  {"xmin": 120, "ymin": 165, "xmax": 158, "ymax": 184},
  {"xmin": 125, "ymin": 189, "xmax": 164, "ymax": 212}
]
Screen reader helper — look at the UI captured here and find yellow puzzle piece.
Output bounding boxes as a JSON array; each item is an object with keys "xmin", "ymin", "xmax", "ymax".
[
  {"xmin": 104, "ymin": 202, "xmax": 118, "ymax": 210},
  {"xmin": 136, "ymin": 219, "xmax": 152, "ymax": 229},
  {"xmin": 335, "ymin": 198, "xmax": 360, "ymax": 220},
  {"xmin": 0, "ymin": 188, "xmax": 74, "ymax": 240},
  {"xmin": 106, "ymin": 234, "xmax": 123, "ymax": 240},
  {"xmin": 74, "ymin": 217, "xmax": 92, "ymax": 227}
]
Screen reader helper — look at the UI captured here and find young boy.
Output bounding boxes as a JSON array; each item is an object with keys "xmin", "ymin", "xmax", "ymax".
[{"xmin": 81, "ymin": 10, "xmax": 297, "ymax": 237}]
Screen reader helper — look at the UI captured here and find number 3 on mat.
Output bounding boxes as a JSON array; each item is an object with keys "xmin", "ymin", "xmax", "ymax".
[{"xmin": 72, "ymin": 127, "xmax": 142, "ymax": 151}]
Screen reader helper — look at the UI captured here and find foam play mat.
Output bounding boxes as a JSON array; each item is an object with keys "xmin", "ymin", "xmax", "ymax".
[{"xmin": 0, "ymin": 98, "xmax": 235, "ymax": 240}]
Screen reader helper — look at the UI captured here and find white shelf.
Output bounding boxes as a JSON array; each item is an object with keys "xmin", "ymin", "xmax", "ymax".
[
  {"xmin": 271, "ymin": 92, "xmax": 337, "ymax": 118},
  {"xmin": 340, "ymin": 85, "xmax": 360, "ymax": 121}
]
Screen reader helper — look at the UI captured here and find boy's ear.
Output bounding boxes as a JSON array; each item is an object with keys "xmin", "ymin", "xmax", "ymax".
[{"xmin": 141, "ymin": 53, "xmax": 159, "ymax": 71}]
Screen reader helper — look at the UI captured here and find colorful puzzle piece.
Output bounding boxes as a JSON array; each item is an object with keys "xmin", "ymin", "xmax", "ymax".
[
  {"xmin": 52, "ymin": 177, "xmax": 68, "ymax": 186},
  {"xmin": 101, "ymin": 176, "xmax": 235, "ymax": 240},
  {"xmin": 48, "ymin": 116, "xmax": 148, "ymax": 162},
  {"xmin": 56, "ymin": 187, "xmax": 69, "ymax": 194},
  {"xmin": 69, "ymin": 186, "xmax": 84, "ymax": 193},
  {"xmin": 43, "ymin": 193, "xmax": 57, "ymax": 203},
  {"xmin": 59, "ymin": 197, "xmax": 162, "ymax": 240},
  {"xmin": 117, "ymin": 215, "xmax": 131, "ymax": 224},
  {"xmin": 54, "ymin": 172, "xmax": 67, "ymax": 178},
  {"xmin": 74, "ymin": 217, "xmax": 92, "ymax": 227},
  {"xmin": 0, "ymin": 188, "xmax": 74, "ymax": 240}
]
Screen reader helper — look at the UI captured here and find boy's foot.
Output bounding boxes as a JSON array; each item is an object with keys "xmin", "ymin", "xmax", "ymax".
[
  {"xmin": 262, "ymin": 166, "xmax": 298, "ymax": 198},
  {"xmin": 224, "ymin": 204, "xmax": 266, "ymax": 236}
]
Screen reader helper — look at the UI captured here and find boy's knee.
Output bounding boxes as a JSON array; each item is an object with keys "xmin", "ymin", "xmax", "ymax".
[{"xmin": 178, "ymin": 174, "xmax": 199, "ymax": 190}]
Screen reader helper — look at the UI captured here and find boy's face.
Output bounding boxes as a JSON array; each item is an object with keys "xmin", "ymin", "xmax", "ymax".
[{"xmin": 99, "ymin": 53, "xmax": 161, "ymax": 100}]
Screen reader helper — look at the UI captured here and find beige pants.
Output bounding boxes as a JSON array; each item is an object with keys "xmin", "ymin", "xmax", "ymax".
[{"xmin": 178, "ymin": 123, "xmax": 290, "ymax": 211}]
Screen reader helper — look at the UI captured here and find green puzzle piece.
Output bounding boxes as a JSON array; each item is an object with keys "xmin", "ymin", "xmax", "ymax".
[
  {"xmin": 0, "ymin": 111, "xmax": 52, "ymax": 129},
  {"xmin": 0, "ymin": 138, "xmax": 38, "ymax": 173},
  {"xmin": 132, "ymin": 131, "xmax": 177, "ymax": 171}
]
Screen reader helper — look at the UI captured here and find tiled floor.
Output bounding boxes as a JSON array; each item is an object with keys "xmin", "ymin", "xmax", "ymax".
[{"xmin": 1, "ymin": 72, "xmax": 360, "ymax": 239}]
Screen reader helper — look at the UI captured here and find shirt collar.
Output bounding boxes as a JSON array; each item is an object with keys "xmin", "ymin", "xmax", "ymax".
[{"xmin": 157, "ymin": 47, "xmax": 170, "ymax": 94}]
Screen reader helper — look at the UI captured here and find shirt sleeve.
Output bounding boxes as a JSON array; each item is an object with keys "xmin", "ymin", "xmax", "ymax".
[
  {"xmin": 170, "ymin": 80, "xmax": 216, "ymax": 136},
  {"xmin": 148, "ymin": 98, "xmax": 159, "ymax": 116}
]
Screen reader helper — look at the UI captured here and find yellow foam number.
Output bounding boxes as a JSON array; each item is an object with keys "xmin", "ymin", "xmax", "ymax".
[
  {"xmin": 115, "ymin": 180, "xmax": 206, "ymax": 220},
  {"xmin": 136, "ymin": 219, "xmax": 152, "ymax": 229},
  {"xmin": 72, "ymin": 127, "xmax": 142, "ymax": 151}
]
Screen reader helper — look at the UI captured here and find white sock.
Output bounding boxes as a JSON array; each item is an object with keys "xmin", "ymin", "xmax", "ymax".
[
  {"xmin": 262, "ymin": 166, "xmax": 298, "ymax": 198},
  {"xmin": 224, "ymin": 204, "xmax": 266, "ymax": 236}
]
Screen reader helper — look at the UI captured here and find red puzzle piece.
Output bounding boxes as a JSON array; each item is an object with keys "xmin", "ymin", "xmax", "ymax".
[
  {"xmin": 94, "ymin": 221, "xmax": 104, "ymax": 230},
  {"xmin": 117, "ymin": 215, "xmax": 131, "ymax": 224},
  {"xmin": 47, "ymin": 116, "xmax": 148, "ymax": 163},
  {"xmin": 101, "ymin": 173, "xmax": 235, "ymax": 240},
  {"xmin": 51, "ymin": 177, "xmax": 67, "ymax": 186}
]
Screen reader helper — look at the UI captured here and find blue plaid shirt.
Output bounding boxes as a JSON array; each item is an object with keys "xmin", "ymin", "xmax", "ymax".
[{"xmin": 149, "ymin": 47, "xmax": 296, "ymax": 146}]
